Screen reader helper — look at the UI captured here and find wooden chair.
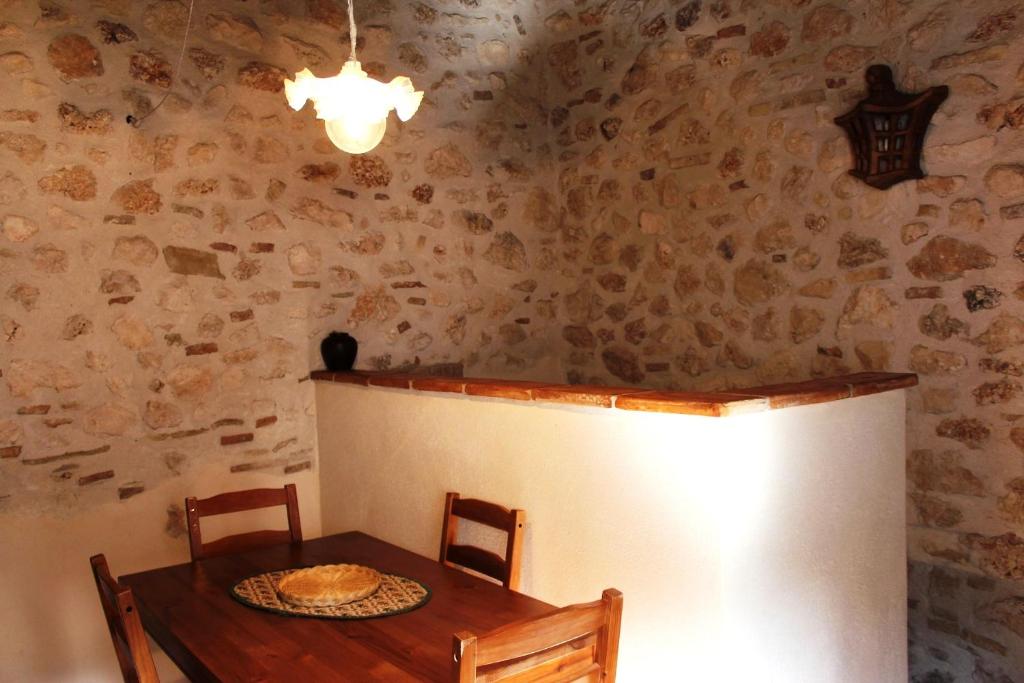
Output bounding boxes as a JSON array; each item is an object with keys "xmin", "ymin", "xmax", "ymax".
[
  {"xmin": 439, "ymin": 491, "xmax": 525, "ymax": 590},
  {"xmin": 453, "ymin": 588, "xmax": 623, "ymax": 682},
  {"xmin": 89, "ymin": 554, "xmax": 160, "ymax": 683},
  {"xmin": 185, "ymin": 483, "xmax": 302, "ymax": 561}
]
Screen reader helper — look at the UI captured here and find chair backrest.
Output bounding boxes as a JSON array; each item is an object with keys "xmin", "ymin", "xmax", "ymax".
[
  {"xmin": 89, "ymin": 554, "xmax": 160, "ymax": 683},
  {"xmin": 453, "ymin": 588, "xmax": 623, "ymax": 683},
  {"xmin": 185, "ymin": 483, "xmax": 302, "ymax": 561},
  {"xmin": 439, "ymin": 491, "xmax": 525, "ymax": 590}
]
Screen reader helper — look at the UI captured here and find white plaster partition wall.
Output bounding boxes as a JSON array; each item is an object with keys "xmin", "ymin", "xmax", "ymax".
[
  {"xmin": 717, "ymin": 389, "xmax": 907, "ymax": 682},
  {"xmin": 316, "ymin": 382, "xmax": 907, "ymax": 682},
  {"xmin": 0, "ymin": 466, "xmax": 321, "ymax": 683}
]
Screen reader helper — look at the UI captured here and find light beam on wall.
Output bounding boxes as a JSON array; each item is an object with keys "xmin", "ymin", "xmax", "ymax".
[{"xmin": 283, "ymin": 0, "xmax": 423, "ymax": 154}]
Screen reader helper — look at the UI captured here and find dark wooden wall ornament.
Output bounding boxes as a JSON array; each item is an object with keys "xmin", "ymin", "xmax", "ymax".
[{"xmin": 834, "ymin": 65, "xmax": 949, "ymax": 190}]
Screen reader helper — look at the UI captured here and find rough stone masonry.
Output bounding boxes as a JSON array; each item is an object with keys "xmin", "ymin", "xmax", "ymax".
[{"xmin": 1, "ymin": 0, "xmax": 1024, "ymax": 680}]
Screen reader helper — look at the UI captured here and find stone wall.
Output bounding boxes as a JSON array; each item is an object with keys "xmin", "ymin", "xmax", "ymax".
[
  {"xmin": 0, "ymin": 0, "xmax": 559, "ymax": 518},
  {"xmin": 3, "ymin": 0, "xmax": 1024, "ymax": 680},
  {"xmin": 544, "ymin": 0, "xmax": 1024, "ymax": 679}
]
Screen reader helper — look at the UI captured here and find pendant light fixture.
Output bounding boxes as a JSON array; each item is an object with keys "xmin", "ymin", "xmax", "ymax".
[{"xmin": 284, "ymin": 0, "xmax": 423, "ymax": 154}]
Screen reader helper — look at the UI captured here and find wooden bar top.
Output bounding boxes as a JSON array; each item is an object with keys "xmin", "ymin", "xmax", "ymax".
[{"xmin": 311, "ymin": 371, "xmax": 917, "ymax": 418}]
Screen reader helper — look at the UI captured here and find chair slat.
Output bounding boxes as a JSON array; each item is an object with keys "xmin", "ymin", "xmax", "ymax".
[
  {"xmin": 194, "ymin": 486, "xmax": 289, "ymax": 516},
  {"xmin": 451, "ymin": 497, "xmax": 518, "ymax": 531},
  {"xmin": 89, "ymin": 554, "xmax": 160, "ymax": 683},
  {"xmin": 475, "ymin": 602, "xmax": 605, "ymax": 667},
  {"xmin": 186, "ymin": 483, "xmax": 302, "ymax": 561},
  {"xmin": 453, "ymin": 588, "xmax": 622, "ymax": 683},
  {"xmin": 446, "ymin": 544, "xmax": 508, "ymax": 583},
  {"xmin": 440, "ymin": 491, "xmax": 525, "ymax": 590}
]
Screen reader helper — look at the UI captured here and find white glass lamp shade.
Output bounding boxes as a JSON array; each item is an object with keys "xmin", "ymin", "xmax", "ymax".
[{"xmin": 284, "ymin": 61, "xmax": 423, "ymax": 154}]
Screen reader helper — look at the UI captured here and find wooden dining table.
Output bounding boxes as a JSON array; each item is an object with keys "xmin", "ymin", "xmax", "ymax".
[{"xmin": 120, "ymin": 531, "xmax": 555, "ymax": 682}]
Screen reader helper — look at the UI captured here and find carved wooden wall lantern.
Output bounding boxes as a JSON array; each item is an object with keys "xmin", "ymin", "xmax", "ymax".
[{"xmin": 834, "ymin": 65, "xmax": 949, "ymax": 190}]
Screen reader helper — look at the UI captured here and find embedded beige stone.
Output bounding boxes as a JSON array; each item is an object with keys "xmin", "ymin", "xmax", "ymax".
[
  {"xmin": 906, "ymin": 7, "xmax": 948, "ymax": 51},
  {"xmin": 6, "ymin": 359, "xmax": 81, "ymax": 397},
  {"xmin": 253, "ymin": 136, "xmax": 288, "ymax": 163},
  {"xmin": 2, "ymin": 215, "xmax": 38, "ymax": 242},
  {"xmin": 907, "ymin": 236, "xmax": 996, "ymax": 281},
  {"xmin": 919, "ymin": 304, "xmax": 969, "ymax": 341},
  {"xmin": 82, "ymin": 402, "xmax": 136, "ymax": 436},
  {"xmin": 174, "ymin": 178, "xmax": 219, "ymax": 198},
  {"xmin": 32, "ymin": 243, "xmax": 68, "ymax": 273},
  {"xmin": 112, "ymin": 179, "xmax": 162, "ymax": 214},
  {"xmin": 129, "ymin": 51, "xmax": 172, "ymax": 88},
  {"xmin": 478, "ymin": 40, "xmax": 510, "ymax": 67},
  {"xmin": 931, "ymin": 44, "xmax": 1007, "ymax": 70},
  {"xmin": 157, "ymin": 279, "xmax": 194, "ymax": 313},
  {"xmin": 143, "ymin": 1, "xmax": 190, "ymax": 39},
  {"xmin": 984, "ymin": 164, "xmax": 1024, "ymax": 199},
  {"xmin": 98, "ymin": 270, "xmax": 140, "ymax": 295},
  {"xmin": 0, "ymin": 419, "xmax": 23, "ymax": 446},
  {"xmin": 162, "ymin": 246, "xmax": 225, "ymax": 279},
  {"xmin": 112, "ymin": 315, "xmax": 154, "ymax": 350},
  {"xmin": 0, "ymin": 132, "xmax": 46, "ymax": 163},
  {"xmin": 734, "ymin": 259, "xmax": 789, "ymax": 305},
  {"xmin": 750, "ymin": 21, "xmax": 790, "ymax": 57},
  {"xmin": 900, "ymin": 222, "xmax": 929, "ymax": 245},
  {"xmin": 246, "ymin": 210, "xmax": 285, "ymax": 231},
  {"xmin": 237, "ymin": 62, "xmax": 286, "ymax": 92},
  {"xmin": 838, "ymin": 286, "xmax": 896, "ymax": 330},
  {"xmin": 425, "ymin": 144, "xmax": 472, "ymax": 178},
  {"xmin": 306, "ymin": 0, "xmax": 345, "ymax": 28},
  {"xmin": 287, "ymin": 242, "xmax": 322, "ymax": 276},
  {"xmin": 129, "ymin": 133, "xmax": 178, "ymax": 172},
  {"xmin": 601, "ymin": 346, "xmax": 644, "ymax": 384},
  {"xmin": 454, "ymin": 210, "xmax": 493, "ymax": 235},
  {"xmin": 47, "ymin": 34, "xmax": 103, "ymax": 79},
  {"xmin": 978, "ymin": 596, "xmax": 1024, "ymax": 639},
  {"xmin": 112, "ymin": 235, "xmax": 158, "ymax": 265},
  {"xmin": 143, "ymin": 400, "xmax": 183, "ymax": 429},
  {"xmin": 57, "ymin": 103, "xmax": 113, "ymax": 134},
  {"xmin": 349, "ymin": 156, "xmax": 392, "ymax": 187},
  {"xmin": 909, "ymin": 345, "xmax": 967, "ymax": 375},
  {"xmin": 188, "ymin": 47, "xmax": 224, "ymax": 79},
  {"xmin": 60, "ymin": 314, "xmax": 93, "ymax": 340},
  {"xmin": 206, "ymin": 12, "xmax": 263, "ymax": 51},
  {"xmin": 801, "ymin": 4, "xmax": 853, "ymax": 42},
  {"xmin": 910, "ymin": 492, "xmax": 962, "ymax": 528},
  {"xmin": 38, "ymin": 165, "xmax": 96, "ymax": 201},
  {"xmin": 972, "ymin": 314, "xmax": 1024, "ymax": 353},
  {"xmin": 348, "ymin": 286, "xmax": 400, "ymax": 325},
  {"xmin": 165, "ymin": 364, "xmax": 214, "ymax": 399},
  {"xmin": 972, "ymin": 379, "xmax": 1022, "ymax": 406},
  {"xmin": 197, "ymin": 313, "xmax": 224, "ymax": 338},
  {"xmin": 789, "ymin": 306, "xmax": 824, "ymax": 343},
  {"xmin": 824, "ymin": 45, "xmax": 873, "ymax": 72},
  {"xmin": 962, "ymin": 533, "xmax": 1024, "ymax": 580},
  {"xmin": 853, "ymin": 340, "xmax": 890, "ymax": 370},
  {"xmin": 754, "ymin": 221, "xmax": 795, "ymax": 253},
  {"xmin": 483, "ymin": 232, "xmax": 528, "ymax": 272},
  {"xmin": 798, "ymin": 278, "xmax": 836, "ymax": 299},
  {"xmin": 290, "ymin": 198, "xmax": 352, "ymax": 230},
  {"xmin": 0, "ymin": 52, "xmax": 33, "ymax": 75}
]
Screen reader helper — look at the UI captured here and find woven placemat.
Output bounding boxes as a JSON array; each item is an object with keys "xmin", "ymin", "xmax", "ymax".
[{"xmin": 231, "ymin": 568, "xmax": 431, "ymax": 619}]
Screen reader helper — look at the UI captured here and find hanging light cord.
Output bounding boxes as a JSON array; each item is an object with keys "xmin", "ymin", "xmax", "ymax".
[
  {"xmin": 348, "ymin": 0, "xmax": 357, "ymax": 61},
  {"xmin": 127, "ymin": 0, "xmax": 196, "ymax": 127}
]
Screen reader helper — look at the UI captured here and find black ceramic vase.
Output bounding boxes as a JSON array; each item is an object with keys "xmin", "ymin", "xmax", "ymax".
[{"xmin": 320, "ymin": 332, "xmax": 358, "ymax": 371}]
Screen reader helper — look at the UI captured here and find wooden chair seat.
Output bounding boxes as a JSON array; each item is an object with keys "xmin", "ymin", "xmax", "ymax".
[
  {"xmin": 185, "ymin": 483, "xmax": 302, "ymax": 561},
  {"xmin": 453, "ymin": 588, "xmax": 623, "ymax": 682},
  {"xmin": 439, "ymin": 491, "xmax": 525, "ymax": 590},
  {"xmin": 90, "ymin": 554, "xmax": 160, "ymax": 683}
]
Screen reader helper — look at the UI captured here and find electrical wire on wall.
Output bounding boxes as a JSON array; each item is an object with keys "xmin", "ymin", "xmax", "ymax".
[{"xmin": 126, "ymin": 0, "xmax": 196, "ymax": 127}]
